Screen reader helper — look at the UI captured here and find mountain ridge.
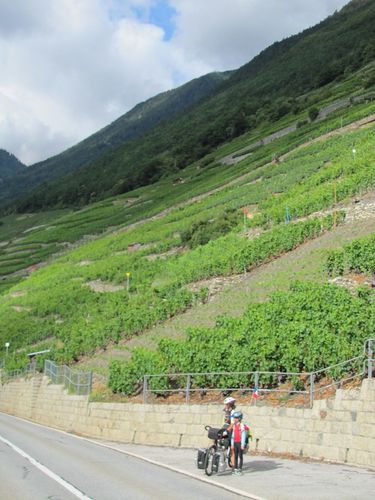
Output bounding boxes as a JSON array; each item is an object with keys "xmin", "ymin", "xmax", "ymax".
[
  {"xmin": 0, "ymin": 150, "xmax": 26, "ymax": 181},
  {"xmin": 0, "ymin": 71, "xmax": 231, "ymax": 207},
  {"xmin": 3, "ymin": 0, "xmax": 375, "ymax": 212}
]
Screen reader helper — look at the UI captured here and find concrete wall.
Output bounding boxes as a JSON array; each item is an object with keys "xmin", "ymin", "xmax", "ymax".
[{"xmin": 0, "ymin": 375, "xmax": 374, "ymax": 469}]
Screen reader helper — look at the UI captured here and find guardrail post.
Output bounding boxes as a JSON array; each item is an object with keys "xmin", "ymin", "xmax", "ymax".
[
  {"xmin": 309, "ymin": 372, "xmax": 315, "ymax": 408},
  {"xmin": 88, "ymin": 371, "xmax": 93, "ymax": 395},
  {"xmin": 143, "ymin": 376, "xmax": 148, "ymax": 404},
  {"xmin": 368, "ymin": 339, "xmax": 373, "ymax": 379},
  {"xmin": 186, "ymin": 374, "xmax": 191, "ymax": 404},
  {"xmin": 254, "ymin": 371, "xmax": 259, "ymax": 389}
]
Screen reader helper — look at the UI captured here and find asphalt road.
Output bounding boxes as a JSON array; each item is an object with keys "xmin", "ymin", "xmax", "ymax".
[{"xmin": 0, "ymin": 412, "xmax": 243, "ymax": 500}]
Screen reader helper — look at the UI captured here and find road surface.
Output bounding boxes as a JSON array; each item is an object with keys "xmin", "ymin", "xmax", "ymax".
[{"xmin": 0, "ymin": 412, "xmax": 244, "ymax": 500}]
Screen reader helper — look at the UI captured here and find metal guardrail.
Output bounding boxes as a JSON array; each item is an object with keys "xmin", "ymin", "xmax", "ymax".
[
  {"xmin": 0, "ymin": 359, "xmax": 92, "ymax": 395},
  {"xmin": 44, "ymin": 360, "xmax": 92, "ymax": 396},
  {"xmin": 0, "ymin": 364, "xmax": 38, "ymax": 382},
  {"xmin": 143, "ymin": 338, "xmax": 374, "ymax": 407}
]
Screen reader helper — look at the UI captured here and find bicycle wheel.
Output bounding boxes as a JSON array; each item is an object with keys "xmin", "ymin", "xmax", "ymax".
[{"xmin": 204, "ymin": 446, "xmax": 216, "ymax": 476}]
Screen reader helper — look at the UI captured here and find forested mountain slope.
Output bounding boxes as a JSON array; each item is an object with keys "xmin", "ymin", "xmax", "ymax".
[
  {"xmin": 0, "ymin": 150, "xmax": 26, "ymax": 181},
  {"xmin": 11, "ymin": 0, "xmax": 375, "ymax": 212},
  {"xmin": 0, "ymin": 72, "xmax": 230, "ymax": 207}
]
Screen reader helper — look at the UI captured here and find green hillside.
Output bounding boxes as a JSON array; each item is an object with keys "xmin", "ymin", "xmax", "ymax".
[
  {"xmin": 0, "ymin": 150, "xmax": 26, "ymax": 180},
  {"xmin": 0, "ymin": 0, "xmax": 374, "ymax": 399},
  {"xmin": 0, "ymin": 72, "xmax": 230, "ymax": 207},
  {"xmin": 0, "ymin": 89, "xmax": 375, "ymax": 378},
  {"xmin": 12, "ymin": 0, "xmax": 375, "ymax": 211}
]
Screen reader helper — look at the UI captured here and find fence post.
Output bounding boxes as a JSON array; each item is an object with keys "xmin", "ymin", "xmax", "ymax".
[
  {"xmin": 309, "ymin": 372, "xmax": 315, "ymax": 408},
  {"xmin": 143, "ymin": 376, "xmax": 148, "ymax": 404},
  {"xmin": 368, "ymin": 339, "xmax": 373, "ymax": 379},
  {"xmin": 88, "ymin": 371, "xmax": 93, "ymax": 395},
  {"xmin": 254, "ymin": 372, "xmax": 259, "ymax": 406},
  {"xmin": 186, "ymin": 374, "xmax": 191, "ymax": 404}
]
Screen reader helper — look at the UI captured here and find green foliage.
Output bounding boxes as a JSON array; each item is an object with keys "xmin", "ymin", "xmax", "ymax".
[
  {"xmin": 180, "ymin": 209, "xmax": 239, "ymax": 248},
  {"xmin": 109, "ymin": 349, "xmax": 167, "ymax": 394},
  {"xmin": 308, "ymin": 107, "xmax": 319, "ymax": 121},
  {"xmin": 326, "ymin": 233, "xmax": 375, "ymax": 276},
  {"xmin": 252, "ymin": 126, "xmax": 375, "ymax": 226},
  {"xmin": 297, "ymin": 119, "xmax": 309, "ymax": 129},
  {"xmin": 325, "ymin": 249, "xmax": 345, "ymax": 276},
  {"xmin": 109, "ymin": 281, "xmax": 374, "ymax": 395},
  {"xmin": 160, "ymin": 215, "xmax": 338, "ymax": 288}
]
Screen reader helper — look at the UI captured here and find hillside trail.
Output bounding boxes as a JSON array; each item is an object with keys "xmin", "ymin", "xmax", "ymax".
[{"xmin": 80, "ymin": 189, "xmax": 375, "ymax": 379}]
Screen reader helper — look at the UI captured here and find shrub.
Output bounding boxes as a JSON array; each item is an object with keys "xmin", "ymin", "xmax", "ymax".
[{"xmin": 308, "ymin": 107, "xmax": 319, "ymax": 121}]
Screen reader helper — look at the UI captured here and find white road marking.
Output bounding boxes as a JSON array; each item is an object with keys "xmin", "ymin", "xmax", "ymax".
[
  {"xmin": 1, "ymin": 412, "xmax": 265, "ymax": 499},
  {"xmin": 0, "ymin": 433, "xmax": 91, "ymax": 500}
]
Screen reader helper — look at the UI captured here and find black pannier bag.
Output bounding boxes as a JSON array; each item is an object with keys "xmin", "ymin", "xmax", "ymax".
[
  {"xmin": 207, "ymin": 427, "xmax": 223, "ymax": 440},
  {"xmin": 196, "ymin": 448, "xmax": 207, "ymax": 469},
  {"xmin": 220, "ymin": 437, "xmax": 230, "ymax": 449}
]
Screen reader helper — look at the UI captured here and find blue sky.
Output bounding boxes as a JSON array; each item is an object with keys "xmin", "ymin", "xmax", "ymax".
[
  {"xmin": 137, "ymin": 0, "xmax": 176, "ymax": 41},
  {"xmin": 109, "ymin": 0, "xmax": 176, "ymax": 41},
  {"xmin": 0, "ymin": 0, "xmax": 349, "ymax": 164}
]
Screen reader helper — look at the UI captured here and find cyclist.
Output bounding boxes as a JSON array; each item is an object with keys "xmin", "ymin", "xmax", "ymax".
[
  {"xmin": 223, "ymin": 396, "xmax": 236, "ymax": 426},
  {"xmin": 222, "ymin": 397, "xmax": 236, "ymax": 467},
  {"xmin": 230, "ymin": 411, "xmax": 247, "ymax": 476}
]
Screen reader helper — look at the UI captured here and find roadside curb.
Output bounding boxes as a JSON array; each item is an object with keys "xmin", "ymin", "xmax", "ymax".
[
  {"xmin": 2, "ymin": 412, "xmax": 266, "ymax": 500},
  {"xmin": 86, "ymin": 439, "xmax": 268, "ymax": 500}
]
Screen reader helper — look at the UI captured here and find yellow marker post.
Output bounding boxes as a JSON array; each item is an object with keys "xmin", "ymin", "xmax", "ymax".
[{"xmin": 126, "ymin": 272, "xmax": 131, "ymax": 292}]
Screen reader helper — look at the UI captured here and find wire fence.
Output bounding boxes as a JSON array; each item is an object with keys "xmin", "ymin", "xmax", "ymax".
[
  {"xmin": 44, "ymin": 360, "xmax": 92, "ymax": 395},
  {"xmin": 1, "ymin": 339, "xmax": 373, "ymax": 404},
  {"xmin": 0, "ymin": 364, "xmax": 38, "ymax": 383},
  {"xmin": 142, "ymin": 339, "xmax": 374, "ymax": 407}
]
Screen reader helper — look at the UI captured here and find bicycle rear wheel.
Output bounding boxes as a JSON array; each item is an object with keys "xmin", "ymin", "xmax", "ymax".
[{"xmin": 204, "ymin": 446, "xmax": 216, "ymax": 476}]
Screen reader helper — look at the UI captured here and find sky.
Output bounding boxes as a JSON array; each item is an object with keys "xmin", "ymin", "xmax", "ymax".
[{"xmin": 0, "ymin": 0, "xmax": 350, "ymax": 165}]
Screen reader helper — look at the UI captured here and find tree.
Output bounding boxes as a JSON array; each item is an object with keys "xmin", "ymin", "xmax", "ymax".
[{"xmin": 308, "ymin": 107, "xmax": 319, "ymax": 122}]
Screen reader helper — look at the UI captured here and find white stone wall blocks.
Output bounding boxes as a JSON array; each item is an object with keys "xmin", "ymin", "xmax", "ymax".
[{"xmin": 1, "ymin": 376, "xmax": 374, "ymax": 469}]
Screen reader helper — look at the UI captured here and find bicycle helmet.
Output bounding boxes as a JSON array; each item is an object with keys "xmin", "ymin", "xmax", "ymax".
[
  {"xmin": 232, "ymin": 411, "xmax": 243, "ymax": 420},
  {"xmin": 223, "ymin": 397, "xmax": 236, "ymax": 405}
]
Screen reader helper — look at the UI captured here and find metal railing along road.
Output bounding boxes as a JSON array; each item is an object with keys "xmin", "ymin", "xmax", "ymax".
[
  {"xmin": 0, "ymin": 364, "xmax": 38, "ymax": 383},
  {"xmin": 44, "ymin": 360, "xmax": 92, "ymax": 396},
  {"xmin": 142, "ymin": 338, "xmax": 374, "ymax": 407}
]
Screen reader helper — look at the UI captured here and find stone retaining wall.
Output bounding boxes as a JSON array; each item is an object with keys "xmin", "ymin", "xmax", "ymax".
[{"xmin": 0, "ymin": 375, "xmax": 374, "ymax": 468}]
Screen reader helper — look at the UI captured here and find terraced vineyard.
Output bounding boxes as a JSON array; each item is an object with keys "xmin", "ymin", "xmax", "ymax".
[{"xmin": 1, "ymin": 72, "xmax": 375, "ymax": 393}]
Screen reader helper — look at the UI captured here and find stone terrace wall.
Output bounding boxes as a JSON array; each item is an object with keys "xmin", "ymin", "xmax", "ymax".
[{"xmin": 0, "ymin": 375, "xmax": 374, "ymax": 468}]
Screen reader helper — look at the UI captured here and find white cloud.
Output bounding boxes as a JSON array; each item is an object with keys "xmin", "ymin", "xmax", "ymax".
[
  {"xmin": 0, "ymin": 0, "xmax": 349, "ymax": 165},
  {"xmin": 170, "ymin": 0, "xmax": 349, "ymax": 70}
]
